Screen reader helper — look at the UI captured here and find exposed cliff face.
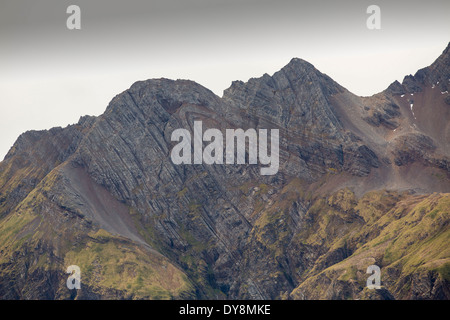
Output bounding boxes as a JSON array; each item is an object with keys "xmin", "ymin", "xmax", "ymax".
[{"xmin": 1, "ymin": 43, "xmax": 449, "ymax": 300}]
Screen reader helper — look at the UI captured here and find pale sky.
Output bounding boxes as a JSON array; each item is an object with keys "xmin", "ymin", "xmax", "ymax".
[{"xmin": 1, "ymin": 0, "xmax": 449, "ymax": 160}]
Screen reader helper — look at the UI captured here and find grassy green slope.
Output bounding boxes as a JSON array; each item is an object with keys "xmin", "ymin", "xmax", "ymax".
[{"xmin": 0, "ymin": 168, "xmax": 194, "ymax": 299}]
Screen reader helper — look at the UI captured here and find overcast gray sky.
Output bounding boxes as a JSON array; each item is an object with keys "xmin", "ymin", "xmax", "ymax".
[{"xmin": 1, "ymin": 0, "xmax": 449, "ymax": 160}]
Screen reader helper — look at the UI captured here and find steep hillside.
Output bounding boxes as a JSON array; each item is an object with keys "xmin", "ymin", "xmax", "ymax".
[{"xmin": 0, "ymin": 43, "xmax": 449, "ymax": 300}]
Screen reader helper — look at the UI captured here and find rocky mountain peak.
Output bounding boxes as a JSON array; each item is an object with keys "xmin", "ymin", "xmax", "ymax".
[
  {"xmin": 1, "ymin": 44, "xmax": 449, "ymax": 300},
  {"xmin": 223, "ymin": 57, "xmax": 344, "ymax": 102}
]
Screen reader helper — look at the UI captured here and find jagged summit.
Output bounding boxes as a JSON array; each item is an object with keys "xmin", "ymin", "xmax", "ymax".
[
  {"xmin": 224, "ymin": 56, "xmax": 345, "ymax": 101},
  {"xmin": 387, "ymin": 42, "xmax": 450, "ymax": 95}
]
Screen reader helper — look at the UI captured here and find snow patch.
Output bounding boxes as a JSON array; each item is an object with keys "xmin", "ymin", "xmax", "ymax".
[
  {"xmin": 410, "ymin": 103, "xmax": 416, "ymax": 119},
  {"xmin": 441, "ymin": 91, "xmax": 449, "ymax": 94},
  {"xmin": 401, "ymin": 94, "xmax": 405, "ymax": 97}
]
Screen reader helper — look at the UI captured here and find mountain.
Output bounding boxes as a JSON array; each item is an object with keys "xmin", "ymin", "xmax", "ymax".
[{"xmin": 0, "ymin": 43, "xmax": 449, "ymax": 300}]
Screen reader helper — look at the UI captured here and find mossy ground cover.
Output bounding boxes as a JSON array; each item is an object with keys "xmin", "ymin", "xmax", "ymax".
[
  {"xmin": 64, "ymin": 229, "xmax": 192, "ymax": 299},
  {"xmin": 289, "ymin": 190, "xmax": 449, "ymax": 299}
]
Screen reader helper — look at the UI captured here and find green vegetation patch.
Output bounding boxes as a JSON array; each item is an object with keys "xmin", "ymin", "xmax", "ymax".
[{"xmin": 64, "ymin": 229, "xmax": 192, "ymax": 299}]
